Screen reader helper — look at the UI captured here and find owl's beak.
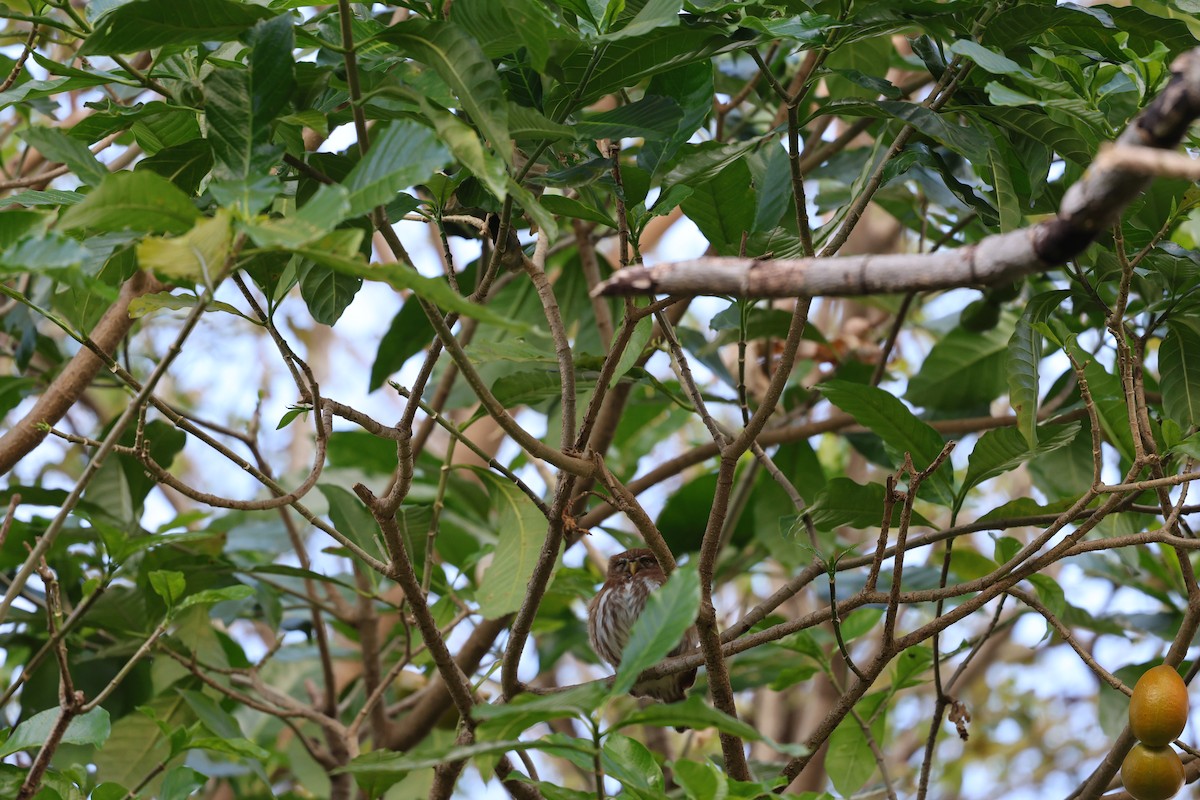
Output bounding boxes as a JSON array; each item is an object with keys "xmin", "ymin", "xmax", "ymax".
[{"xmin": 628, "ymin": 561, "xmax": 639, "ymax": 576}]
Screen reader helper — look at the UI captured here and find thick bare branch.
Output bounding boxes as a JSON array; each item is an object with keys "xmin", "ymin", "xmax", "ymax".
[
  {"xmin": 596, "ymin": 48, "xmax": 1200, "ymax": 300},
  {"xmin": 0, "ymin": 271, "xmax": 162, "ymax": 475}
]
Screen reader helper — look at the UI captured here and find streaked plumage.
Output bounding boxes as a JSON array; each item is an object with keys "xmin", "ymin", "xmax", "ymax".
[{"xmin": 586, "ymin": 548, "xmax": 698, "ymax": 704}]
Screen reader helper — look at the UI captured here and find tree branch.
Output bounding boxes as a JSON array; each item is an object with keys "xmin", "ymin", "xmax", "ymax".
[
  {"xmin": 595, "ymin": 48, "xmax": 1200, "ymax": 300},
  {"xmin": 0, "ymin": 270, "xmax": 162, "ymax": 475}
]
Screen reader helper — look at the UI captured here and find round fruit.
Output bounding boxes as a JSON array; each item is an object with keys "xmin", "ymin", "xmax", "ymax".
[
  {"xmin": 1122, "ymin": 743, "xmax": 1185, "ymax": 800},
  {"xmin": 1130, "ymin": 665, "xmax": 1189, "ymax": 746},
  {"xmin": 984, "ymin": 279, "xmax": 1023, "ymax": 303},
  {"xmin": 960, "ymin": 299, "xmax": 1001, "ymax": 332}
]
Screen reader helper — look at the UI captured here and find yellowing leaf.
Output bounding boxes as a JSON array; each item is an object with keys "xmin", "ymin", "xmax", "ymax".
[{"xmin": 137, "ymin": 209, "xmax": 233, "ymax": 281}]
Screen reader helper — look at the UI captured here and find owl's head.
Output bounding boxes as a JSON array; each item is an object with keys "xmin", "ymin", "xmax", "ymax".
[{"xmin": 606, "ymin": 548, "xmax": 662, "ymax": 583}]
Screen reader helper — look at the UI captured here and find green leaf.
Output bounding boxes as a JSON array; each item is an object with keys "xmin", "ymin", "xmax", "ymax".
[
  {"xmin": 476, "ymin": 684, "xmax": 607, "ymax": 742},
  {"xmin": 19, "ymin": 127, "xmax": 108, "ymax": 187},
  {"xmin": 679, "ymin": 158, "xmax": 755, "ymax": 255},
  {"xmin": 529, "ymin": 784, "xmax": 594, "ymax": 800},
  {"xmin": 209, "ymin": 172, "xmax": 279, "ymax": 216},
  {"xmin": 492, "ymin": 368, "xmax": 594, "ymax": 406},
  {"xmin": 136, "ymin": 140, "xmax": 214, "ymax": 196},
  {"xmin": 1009, "ymin": 290, "xmax": 1070, "ymax": 448},
  {"xmin": 1080, "ymin": 357, "xmax": 1137, "ymax": 465},
  {"xmin": 340, "ymin": 739, "xmax": 558, "ymax": 774},
  {"xmin": 826, "ymin": 692, "xmax": 887, "ymax": 797},
  {"xmin": 603, "ymin": 734, "xmax": 664, "ymax": 794},
  {"xmin": 645, "ymin": 183, "xmax": 693, "ymax": 219},
  {"xmin": 611, "ymin": 313, "xmax": 654, "ymax": 389},
  {"xmin": 370, "ymin": 297, "xmax": 436, "ymax": 391},
  {"xmin": 599, "ymin": 0, "xmax": 625, "ymax": 33},
  {"xmin": 613, "ymin": 692, "xmax": 754, "ymax": 738},
  {"xmin": 319, "ymin": 484, "xmax": 386, "ymax": 561},
  {"xmin": 0, "ymin": 211, "xmax": 50, "ymax": 249},
  {"xmin": 244, "ymin": 185, "xmax": 351, "ymax": 249},
  {"xmin": 3, "ymin": 189, "xmax": 87, "ymax": 207},
  {"xmin": 950, "ymin": 547, "xmax": 997, "ymax": 582},
  {"xmin": 984, "ymin": 84, "xmax": 1106, "ymax": 132},
  {"xmin": 475, "ymin": 684, "xmax": 607, "ymax": 723},
  {"xmin": 91, "ymin": 784, "xmax": 131, "ymax": 800},
  {"xmin": 0, "ymin": 707, "xmax": 111, "ymax": 758},
  {"xmin": 948, "ymin": 40, "xmax": 1037, "ymax": 79},
  {"xmin": 29, "ymin": 50, "xmax": 131, "ymax": 86},
  {"xmin": 949, "ymin": 41, "xmax": 1107, "ymax": 132},
  {"xmin": 200, "ymin": 21, "xmax": 293, "ymax": 209},
  {"xmin": 906, "ymin": 320, "xmax": 1012, "ymax": 411},
  {"xmin": 657, "ymin": 472, "xmax": 719, "ymax": 554},
  {"xmin": 840, "ymin": 607, "xmax": 884, "ymax": 642},
  {"xmin": 204, "ymin": 67, "xmax": 282, "ymax": 188},
  {"xmin": 739, "ymin": 10, "xmax": 835, "ymax": 44},
  {"xmin": 93, "ymin": 694, "xmax": 190, "ymax": 788},
  {"xmin": 297, "ymin": 259, "xmax": 362, "ymax": 326},
  {"xmin": 0, "ymin": 233, "xmax": 89, "ymax": 276},
  {"xmin": 418, "ymin": 98, "xmax": 509, "ymax": 201},
  {"xmin": 616, "ymin": 696, "xmax": 809, "ymax": 759},
  {"xmin": 988, "ymin": 136, "xmax": 1021, "ymax": 232},
  {"xmin": 612, "ymin": 563, "xmax": 700, "ymax": 696},
  {"xmin": 247, "ymin": 564, "xmax": 361, "ymax": 595},
  {"xmin": 958, "ymin": 423, "xmax": 1080, "ymax": 510},
  {"xmin": 58, "ymin": 171, "xmax": 200, "ymax": 235},
  {"xmin": 664, "ymin": 139, "xmax": 760, "ymax": 190},
  {"xmin": 176, "ymin": 584, "xmax": 254, "ymax": 611},
  {"xmin": 1029, "ymin": 574, "xmax": 1066, "ymax": 619},
  {"xmin": 539, "ymin": 194, "xmax": 618, "ymax": 228},
  {"xmin": 1170, "ymin": 430, "xmax": 1200, "ymax": 461},
  {"xmin": 187, "ymin": 736, "xmax": 271, "ymax": 761},
  {"xmin": 806, "ymin": 477, "xmax": 931, "ymax": 532},
  {"xmin": 751, "ymin": 140, "xmax": 792, "ymax": 233},
  {"xmin": 639, "ymin": 61, "xmax": 714, "ymax": 177},
  {"xmin": 975, "ymin": 106, "xmax": 1092, "ymax": 167},
  {"xmin": 379, "ymin": 21, "xmax": 510, "ymax": 165},
  {"xmin": 126, "ymin": 105, "xmax": 203, "ymax": 156},
  {"xmin": 343, "ymin": 121, "xmax": 449, "ymax": 218},
  {"xmin": 1160, "ymin": 321, "xmax": 1200, "ymax": 430},
  {"xmin": 160, "ymin": 767, "xmax": 206, "ymax": 800},
  {"xmin": 509, "ymin": 105, "xmax": 577, "ymax": 141},
  {"xmin": 1026, "ymin": 424, "xmax": 1097, "ymax": 501},
  {"xmin": 893, "ymin": 646, "xmax": 933, "ymax": 690},
  {"xmin": 450, "ymin": 0, "xmax": 562, "ymax": 71},
  {"xmin": 276, "ymin": 406, "xmax": 308, "ymax": 430},
  {"xmin": 575, "ymin": 96, "xmax": 683, "ymax": 140},
  {"xmin": 82, "ymin": 0, "xmax": 276, "ymax": 55},
  {"xmin": 177, "ymin": 688, "xmax": 242, "ymax": 740},
  {"xmin": 824, "ymin": 98, "xmax": 991, "ymax": 162},
  {"xmin": 127, "ymin": 292, "xmax": 255, "ymax": 322},
  {"xmin": 509, "ymin": 178, "xmax": 558, "ymax": 241},
  {"xmin": 245, "ymin": 15, "xmax": 296, "ymax": 134},
  {"xmin": 603, "ymin": 0, "xmax": 681, "ymax": 40},
  {"xmin": 296, "ymin": 248, "xmax": 531, "ymax": 334},
  {"xmin": 476, "ymin": 475, "xmax": 548, "ymax": 619},
  {"xmin": 675, "ymin": 759, "xmax": 729, "ymax": 800},
  {"xmin": 819, "ymin": 380, "xmax": 955, "ymax": 506},
  {"xmin": 547, "ymin": 23, "xmax": 753, "ymax": 113},
  {"xmin": 149, "ymin": 569, "xmax": 186, "ymax": 606}
]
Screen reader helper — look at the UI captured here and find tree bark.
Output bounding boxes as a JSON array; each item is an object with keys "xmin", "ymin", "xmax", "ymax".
[{"xmin": 0, "ymin": 271, "xmax": 161, "ymax": 476}]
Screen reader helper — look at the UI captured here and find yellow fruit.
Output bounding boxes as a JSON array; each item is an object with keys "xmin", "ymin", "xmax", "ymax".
[
  {"xmin": 1122, "ymin": 743, "xmax": 1185, "ymax": 800},
  {"xmin": 1130, "ymin": 665, "xmax": 1190, "ymax": 746}
]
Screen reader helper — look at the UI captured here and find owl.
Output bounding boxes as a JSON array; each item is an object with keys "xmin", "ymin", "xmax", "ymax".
[{"xmin": 586, "ymin": 548, "xmax": 698, "ymax": 703}]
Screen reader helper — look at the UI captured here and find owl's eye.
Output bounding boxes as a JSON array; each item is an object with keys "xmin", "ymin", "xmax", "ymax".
[{"xmin": 639, "ymin": 556, "xmax": 655, "ymax": 568}]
